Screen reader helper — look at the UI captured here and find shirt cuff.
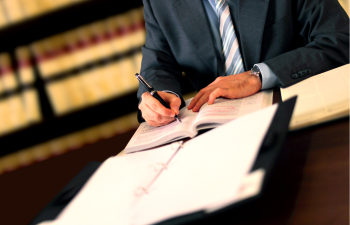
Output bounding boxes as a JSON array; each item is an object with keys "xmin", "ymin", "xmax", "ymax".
[
  {"xmin": 161, "ymin": 90, "xmax": 180, "ymax": 98},
  {"xmin": 255, "ymin": 63, "xmax": 281, "ymax": 90}
]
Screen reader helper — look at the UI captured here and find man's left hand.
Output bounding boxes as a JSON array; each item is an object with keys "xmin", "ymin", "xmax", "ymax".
[{"xmin": 187, "ymin": 71, "xmax": 262, "ymax": 112}]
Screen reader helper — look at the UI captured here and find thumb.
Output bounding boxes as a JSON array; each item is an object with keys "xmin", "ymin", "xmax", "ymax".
[{"xmin": 169, "ymin": 97, "xmax": 181, "ymax": 115}]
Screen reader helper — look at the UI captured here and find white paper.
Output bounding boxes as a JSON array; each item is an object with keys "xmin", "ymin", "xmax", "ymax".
[
  {"xmin": 50, "ymin": 157, "xmax": 133, "ymax": 225},
  {"xmin": 205, "ymin": 168, "xmax": 266, "ymax": 213},
  {"xmin": 131, "ymin": 104, "xmax": 278, "ymax": 225},
  {"xmin": 49, "ymin": 145, "xmax": 176, "ymax": 225}
]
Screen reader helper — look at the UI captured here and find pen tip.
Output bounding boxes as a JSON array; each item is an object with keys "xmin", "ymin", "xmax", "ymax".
[{"xmin": 176, "ymin": 117, "xmax": 182, "ymax": 123}]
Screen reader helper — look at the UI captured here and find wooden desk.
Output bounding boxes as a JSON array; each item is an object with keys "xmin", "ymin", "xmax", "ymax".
[
  {"xmin": 283, "ymin": 116, "xmax": 349, "ymax": 225},
  {"xmin": 0, "ymin": 90, "xmax": 348, "ymax": 225},
  {"xmin": 273, "ymin": 90, "xmax": 349, "ymax": 225}
]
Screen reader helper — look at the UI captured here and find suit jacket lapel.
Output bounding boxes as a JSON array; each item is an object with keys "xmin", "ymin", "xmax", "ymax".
[
  {"xmin": 234, "ymin": 0, "xmax": 270, "ymax": 70},
  {"xmin": 173, "ymin": 0, "xmax": 217, "ymax": 75}
]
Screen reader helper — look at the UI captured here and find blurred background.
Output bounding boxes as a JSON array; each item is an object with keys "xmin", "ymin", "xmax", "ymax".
[
  {"xmin": 0, "ymin": 1, "xmax": 147, "ymax": 175},
  {"xmin": 0, "ymin": 0, "xmax": 348, "ymax": 224}
]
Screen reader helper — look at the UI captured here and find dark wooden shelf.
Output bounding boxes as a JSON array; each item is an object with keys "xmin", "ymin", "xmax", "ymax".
[{"xmin": 0, "ymin": 0, "xmax": 143, "ymax": 52}]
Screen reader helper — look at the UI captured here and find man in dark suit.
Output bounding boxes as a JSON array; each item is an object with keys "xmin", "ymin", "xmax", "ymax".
[{"xmin": 137, "ymin": 0, "xmax": 349, "ymax": 127}]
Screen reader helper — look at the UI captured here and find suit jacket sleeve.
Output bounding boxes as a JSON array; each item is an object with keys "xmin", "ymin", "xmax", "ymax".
[
  {"xmin": 262, "ymin": 0, "xmax": 349, "ymax": 88},
  {"xmin": 137, "ymin": 0, "xmax": 185, "ymax": 122}
]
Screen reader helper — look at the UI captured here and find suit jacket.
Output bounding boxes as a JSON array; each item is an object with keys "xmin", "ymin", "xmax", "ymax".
[{"xmin": 137, "ymin": 0, "xmax": 349, "ymax": 122}]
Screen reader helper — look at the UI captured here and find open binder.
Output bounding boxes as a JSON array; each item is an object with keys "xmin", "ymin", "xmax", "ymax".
[
  {"xmin": 33, "ymin": 97, "xmax": 296, "ymax": 225},
  {"xmin": 158, "ymin": 96, "xmax": 297, "ymax": 225}
]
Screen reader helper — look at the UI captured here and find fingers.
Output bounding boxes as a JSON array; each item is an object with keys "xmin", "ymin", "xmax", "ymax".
[
  {"xmin": 188, "ymin": 76, "xmax": 228, "ymax": 110},
  {"xmin": 141, "ymin": 103, "xmax": 175, "ymax": 127},
  {"xmin": 169, "ymin": 97, "xmax": 181, "ymax": 115},
  {"xmin": 188, "ymin": 87, "xmax": 208, "ymax": 110},
  {"xmin": 191, "ymin": 92, "xmax": 212, "ymax": 112},
  {"xmin": 158, "ymin": 92, "xmax": 181, "ymax": 115},
  {"xmin": 208, "ymin": 88, "xmax": 230, "ymax": 105},
  {"xmin": 142, "ymin": 92, "xmax": 175, "ymax": 117},
  {"xmin": 188, "ymin": 72, "xmax": 261, "ymax": 112},
  {"xmin": 139, "ymin": 92, "xmax": 180, "ymax": 127}
]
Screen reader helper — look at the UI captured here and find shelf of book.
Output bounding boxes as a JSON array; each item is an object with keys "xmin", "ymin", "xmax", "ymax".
[
  {"xmin": 0, "ymin": 0, "xmax": 143, "ymax": 52},
  {"xmin": 0, "ymin": 0, "xmax": 151, "ymax": 174},
  {"xmin": 0, "ymin": 0, "xmax": 197, "ymax": 175},
  {"xmin": 0, "ymin": 89, "xmax": 139, "ymax": 158},
  {"xmin": 0, "ymin": 3, "xmax": 146, "ymax": 135}
]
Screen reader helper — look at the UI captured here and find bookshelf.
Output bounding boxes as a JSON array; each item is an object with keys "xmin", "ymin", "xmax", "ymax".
[
  {"xmin": 0, "ymin": 0, "xmax": 138, "ymax": 171},
  {"xmin": 0, "ymin": 0, "xmax": 143, "ymax": 52},
  {"xmin": 0, "ymin": 0, "xmax": 195, "ymax": 174}
]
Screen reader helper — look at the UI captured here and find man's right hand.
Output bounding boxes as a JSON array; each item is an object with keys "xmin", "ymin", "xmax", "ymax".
[{"xmin": 139, "ymin": 91, "xmax": 181, "ymax": 127}]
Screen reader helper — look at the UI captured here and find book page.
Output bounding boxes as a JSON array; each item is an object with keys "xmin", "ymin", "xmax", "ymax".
[
  {"xmin": 193, "ymin": 90, "xmax": 272, "ymax": 129},
  {"xmin": 125, "ymin": 91, "xmax": 273, "ymax": 153},
  {"xmin": 281, "ymin": 64, "xmax": 349, "ymax": 130},
  {"xmin": 125, "ymin": 101, "xmax": 198, "ymax": 153}
]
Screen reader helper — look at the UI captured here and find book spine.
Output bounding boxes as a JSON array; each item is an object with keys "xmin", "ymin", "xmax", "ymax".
[
  {"xmin": 106, "ymin": 13, "xmax": 132, "ymax": 55},
  {"xmin": 2, "ymin": 0, "xmax": 25, "ymax": 23},
  {"xmin": 64, "ymin": 30, "xmax": 80, "ymax": 71},
  {"xmin": 0, "ymin": 1, "xmax": 8, "ymax": 28},
  {"xmin": 90, "ymin": 21, "xmax": 114, "ymax": 61},
  {"xmin": 36, "ymin": 0, "xmax": 55, "ymax": 15},
  {"xmin": 0, "ymin": 53, "xmax": 18, "ymax": 91},
  {"xmin": 7, "ymin": 94, "xmax": 28, "ymax": 131},
  {"xmin": 22, "ymin": 88, "xmax": 42, "ymax": 124},
  {"xmin": 0, "ymin": 99, "xmax": 10, "ymax": 135},
  {"xmin": 19, "ymin": 0, "xmax": 41, "ymax": 18},
  {"xmin": 31, "ymin": 40, "xmax": 57, "ymax": 79},
  {"xmin": 50, "ymin": 0, "xmax": 73, "ymax": 9},
  {"xmin": 15, "ymin": 46, "xmax": 36, "ymax": 86},
  {"xmin": 45, "ymin": 79, "xmax": 70, "ymax": 115},
  {"xmin": 58, "ymin": 33, "xmax": 75, "ymax": 73},
  {"xmin": 129, "ymin": 7, "xmax": 146, "ymax": 49},
  {"xmin": 72, "ymin": 27, "xmax": 91, "ymax": 68},
  {"xmin": 64, "ymin": 75, "xmax": 86, "ymax": 111}
]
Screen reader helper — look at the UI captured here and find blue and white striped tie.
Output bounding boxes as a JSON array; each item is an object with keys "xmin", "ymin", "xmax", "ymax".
[{"xmin": 212, "ymin": 0, "xmax": 244, "ymax": 75}]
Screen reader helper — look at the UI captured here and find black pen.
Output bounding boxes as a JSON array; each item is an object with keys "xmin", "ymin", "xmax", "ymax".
[{"xmin": 135, "ymin": 73, "xmax": 182, "ymax": 123}]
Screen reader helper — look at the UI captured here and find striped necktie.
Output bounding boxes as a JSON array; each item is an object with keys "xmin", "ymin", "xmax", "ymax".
[{"xmin": 210, "ymin": 0, "xmax": 244, "ymax": 75}]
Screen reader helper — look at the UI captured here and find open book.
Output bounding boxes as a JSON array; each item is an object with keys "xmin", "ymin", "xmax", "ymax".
[
  {"xmin": 41, "ymin": 101, "xmax": 286, "ymax": 225},
  {"xmin": 281, "ymin": 64, "xmax": 349, "ymax": 130},
  {"xmin": 125, "ymin": 90, "xmax": 273, "ymax": 153}
]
